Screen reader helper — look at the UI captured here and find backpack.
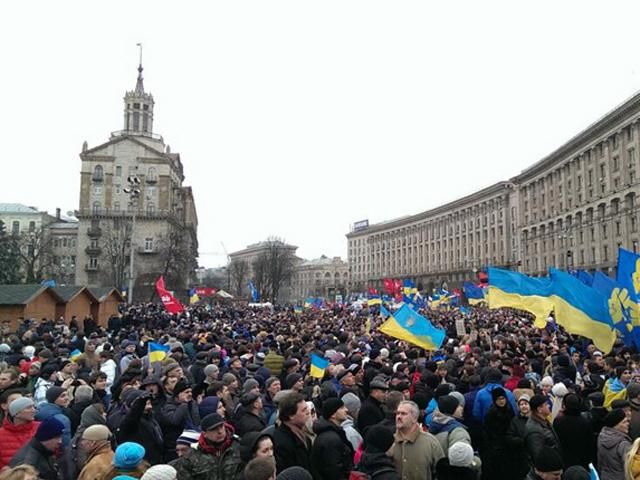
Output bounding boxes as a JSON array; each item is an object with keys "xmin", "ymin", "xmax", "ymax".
[{"xmin": 349, "ymin": 467, "xmax": 396, "ymax": 480}]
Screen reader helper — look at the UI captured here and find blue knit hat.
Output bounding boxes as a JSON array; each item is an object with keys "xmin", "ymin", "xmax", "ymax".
[
  {"xmin": 35, "ymin": 416, "xmax": 65, "ymax": 441},
  {"xmin": 114, "ymin": 442, "xmax": 146, "ymax": 469},
  {"xmin": 113, "ymin": 477, "xmax": 137, "ymax": 480}
]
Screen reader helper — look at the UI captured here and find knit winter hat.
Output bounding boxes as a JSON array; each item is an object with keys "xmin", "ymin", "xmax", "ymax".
[
  {"xmin": 203, "ymin": 364, "xmax": 219, "ymax": 377},
  {"xmin": 35, "ymin": 416, "xmax": 65, "ymax": 441},
  {"xmin": 437, "ymin": 394, "xmax": 460, "ymax": 415},
  {"xmin": 491, "ymin": 387, "xmax": 507, "ymax": 402},
  {"xmin": 113, "ymin": 442, "xmax": 146, "ymax": 469},
  {"xmin": 113, "ymin": 477, "xmax": 137, "ymax": 480},
  {"xmin": 562, "ymin": 466, "xmax": 590, "ymax": 480},
  {"xmin": 285, "ymin": 373, "xmax": 303, "ymax": 389},
  {"xmin": 321, "ymin": 398, "xmax": 344, "ymax": 419},
  {"xmin": 265, "ymin": 377, "xmax": 280, "ymax": 389},
  {"xmin": 82, "ymin": 424, "xmax": 111, "ymax": 441},
  {"xmin": 533, "ymin": 446, "xmax": 563, "ymax": 472},
  {"xmin": 341, "ymin": 392, "xmax": 361, "ymax": 416},
  {"xmin": 140, "ymin": 465, "xmax": 177, "ymax": 480},
  {"xmin": 46, "ymin": 386, "xmax": 66, "ymax": 404},
  {"xmin": 365, "ymin": 425, "xmax": 394, "ymax": 453},
  {"xmin": 604, "ymin": 408, "xmax": 627, "ymax": 428},
  {"xmin": 9, "ymin": 397, "xmax": 33, "ymax": 417},
  {"xmin": 276, "ymin": 466, "xmax": 313, "ymax": 480},
  {"xmin": 627, "ymin": 382, "xmax": 640, "ymax": 400},
  {"xmin": 529, "ymin": 394, "xmax": 547, "ymax": 411},
  {"xmin": 222, "ymin": 373, "xmax": 237, "ymax": 386},
  {"xmin": 449, "ymin": 391, "xmax": 465, "ymax": 408},
  {"xmin": 176, "ymin": 429, "xmax": 200, "ymax": 446},
  {"xmin": 243, "ymin": 378, "xmax": 260, "ymax": 394},
  {"xmin": 448, "ymin": 442, "xmax": 474, "ymax": 467}
]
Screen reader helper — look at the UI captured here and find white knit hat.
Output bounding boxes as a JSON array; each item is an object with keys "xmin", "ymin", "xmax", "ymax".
[
  {"xmin": 449, "ymin": 442, "xmax": 474, "ymax": 467},
  {"xmin": 141, "ymin": 465, "xmax": 177, "ymax": 480}
]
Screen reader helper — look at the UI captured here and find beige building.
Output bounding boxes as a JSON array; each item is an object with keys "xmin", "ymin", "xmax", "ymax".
[
  {"xmin": 0, "ymin": 204, "xmax": 78, "ymax": 285},
  {"xmin": 291, "ymin": 255, "xmax": 349, "ymax": 301},
  {"xmin": 347, "ymin": 90, "xmax": 640, "ymax": 290},
  {"xmin": 75, "ymin": 62, "xmax": 198, "ymax": 300}
]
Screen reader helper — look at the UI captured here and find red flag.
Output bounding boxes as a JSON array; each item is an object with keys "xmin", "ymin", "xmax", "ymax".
[
  {"xmin": 383, "ymin": 278, "xmax": 394, "ymax": 295},
  {"xmin": 195, "ymin": 287, "xmax": 216, "ymax": 297},
  {"xmin": 367, "ymin": 285, "xmax": 379, "ymax": 296},
  {"xmin": 155, "ymin": 276, "xmax": 184, "ymax": 314},
  {"xmin": 393, "ymin": 279, "xmax": 403, "ymax": 302}
]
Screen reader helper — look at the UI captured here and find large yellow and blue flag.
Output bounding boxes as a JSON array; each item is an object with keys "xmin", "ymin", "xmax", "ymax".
[
  {"xmin": 548, "ymin": 268, "xmax": 617, "ymax": 354},
  {"xmin": 487, "ymin": 267, "xmax": 554, "ymax": 328},
  {"xmin": 463, "ymin": 282, "xmax": 486, "ymax": 305},
  {"xmin": 592, "ymin": 271, "xmax": 639, "ymax": 348},
  {"xmin": 379, "ymin": 303, "xmax": 445, "ymax": 350},
  {"xmin": 149, "ymin": 342, "xmax": 171, "ymax": 363},
  {"xmin": 310, "ymin": 354, "xmax": 329, "ymax": 378},
  {"xmin": 616, "ymin": 247, "xmax": 640, "ymax": 345},
  {"xmin": 188, "ymin": 288, "xmax": 200, "ymax": 305}
]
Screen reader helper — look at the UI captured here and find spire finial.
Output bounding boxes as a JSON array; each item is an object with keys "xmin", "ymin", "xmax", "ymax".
[{"xmin": 135, "ymin": 43, "xmax": 144, "ymax": 93}]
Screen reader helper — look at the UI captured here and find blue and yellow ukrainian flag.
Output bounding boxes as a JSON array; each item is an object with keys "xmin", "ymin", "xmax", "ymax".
[
  {"xmin": 463, "ymin": 282, "xmax": 486, "ymax": 305},
  {"xmin": 592, "ymin": 271, "xmax": 639, "ymax": 348},
  {"xmin": 149, "ymin": 342, "xmax": 171, "ymax": 363},
  {"xmin": 487, "ymin": 267, "xmax": 554, "ymax": 328},
  {"xmin": 189, "ymin": 288, "xmax": 200, "ymax": 305},
  {"xmin": 379, "ymin": 304, "xmax": 445, "ymax": 350},
  {"xmin": 616, "ymin": 248, "xmax": 640, "ymax": 343},
  {"xmin": 294, "ymin": 305, "xmax": 303, "ymax": 314},
  {"xmin": 310, "ymin": 353, "xmax": 329, "ymax": 378},
  {"xmin": 548, "ymin": 268, "xmax": 617, "ymax": 354},
  {"xmin": 304, "ymin": 297, "xmax": 314, "ymax": 308},
  {"xmin": 367, "ymin": 294, "xmax": 382, "ymax": 306},
  {"xmin": 70, "ymin": 349, "xmax": 81, "ymax": 362},
  {"xmin": 603, "ymin": 377, "xmax": 628, "ymax": 410}
]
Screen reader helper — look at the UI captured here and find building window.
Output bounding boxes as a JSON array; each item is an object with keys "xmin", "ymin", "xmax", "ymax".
[
  {"xmin": 93, "ymin": 165, "xmax": 104, "ymax": 182},
  {"xmin": 92, "ymin": 201, "xmax": 101, "ymax": 213},
  {"xmin": 90, "ymin": 238, "xmax": 99, "ymax": 249},
  {"xmin": 147, "ymin": 167, "xmax": 157, "ymax": 183},
  {"xmin": 62, "ymin": 238, "xmax": 67, "ymax": 247},
  {"xmin": 28, "ymin": 221, "xmax": 35, "ymax": 232},
  {"xmin": 11, "ymin": 221, "xmax": 19, "ymax": 235},
  {"xmin": 89, "ymin": 257, "xmax": 98, "ymax": 269},
  {"xmin": 114, "ymin": 201, "xmax": 120, "ymax": 212},
  {"xmin": 115, "ymin": 165, "xmax": 122, "ymax": 177},
  {"xmin": 145, "ymin": 237, "xmax": 153, "ymax": 251},
  {"xmin": 146, "ymin": 202, "xmax": 155, "ymax": 214},
  {"xmin": 613, "ymin": 156, "xmax": 620, "ymax": 172}
]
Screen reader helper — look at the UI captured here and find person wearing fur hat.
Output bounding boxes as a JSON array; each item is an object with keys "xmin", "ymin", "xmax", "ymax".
[
  {"xmin": 0, "ymin": 396, "xmax": 39, "ymax": 469},
  {"xmin": 310, "ymin": 398, "xmax": 354, "ymax": 480},
  {"xmin": 597, "ymin": 408, "xmax": 632, "ymax": 480},
  {"xmin": 356, "ymin": 424, "xmax": 399, "ymax": 480},
  {"xmin": 159, "ymin": 379, "xmax": 201, "ymax": 462},
  {"xmin": 9, "ymin": 416, "xmax": 66, "ymax": 480}
]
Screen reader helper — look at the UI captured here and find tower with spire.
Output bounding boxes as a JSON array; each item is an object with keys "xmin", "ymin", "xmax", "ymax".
[{"xmin": 123, "ymin": 47, "xmax": 154, "ymax": 135}]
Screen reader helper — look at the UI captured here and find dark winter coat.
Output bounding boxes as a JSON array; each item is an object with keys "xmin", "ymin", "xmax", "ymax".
[
  {"xmin": 357, "ymin": 452, "xmax": 400, "ymax": 480},
  {"xmin": 272, "ymin": 422, "xmax": 312, "ymax": 473},
  {"xmin": 173, "ymin": 438, "xmax": 242, "ymax": 480},
  {"xmin": 311, "ymin": 417, "xmax": 354, "ymax": 480},
  {"xmin": 159, "ymin": 397, "xmax": 201, "ymax": 461},
  {"xmin": 630, "ymin": 400, "xmax": 640, "ymax": 440},
  {"xmin": 233, "ymin": 410, "xmax": 266, "ymax": 437},
  {"xmin": 482, "ymin": 405, "xmax": 515, "ymax": 480},
  {"xmin": 524, "ymin": 415, "xmax": 561, "ymax": 463},
  {"xmin": 505, "ymin": 414, "xmax": 530, "ymax": 480},
  {"xmin": 358, "ymin": 395, "xmax": 385, "ymax": 435},
  {"xmin": 9, "ymin": 438, "xmax": 62, "ymax": 480},
  {"xmin": 435, "ymin": 458, "xmax": 477, "ymax": 480},
  {"xmin": 553, "ymin": 411, "xmax": 593, "ymax": 468},
  {"xmin": 597, "ymin": 427, "xmax": 632, "ymax": 480}
]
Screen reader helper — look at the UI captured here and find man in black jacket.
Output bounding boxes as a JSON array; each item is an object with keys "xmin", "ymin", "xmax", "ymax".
[
  {"xmin": 311, "ymin": 398, "xmax": 354, "ymax": 480},
  {"xmin": 272, "ymin": 392, "xmax": 312, "ymax": 473},
  {"xmin": 10, "ymin": 416, "xmax": 65, "ymax": 480},
  {"xmin": 234, "ymin": 392, "xmax": 267, "ymax": 436},
  {"xmin": 358, "ymin": 376, "xmax": 388, "ymax": 435}
]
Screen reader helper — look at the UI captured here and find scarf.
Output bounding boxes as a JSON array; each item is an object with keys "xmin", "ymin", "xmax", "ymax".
[
  {"xmin": 198, "ymin": 428, "xmax": 233, "ymax": 456},
  {"xmin": 285, "ymin": 422, "xmax": 308, "ymax": 446}
]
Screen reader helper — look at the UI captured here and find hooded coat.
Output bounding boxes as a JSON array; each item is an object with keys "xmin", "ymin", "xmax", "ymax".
[
  {"xmin": 358, "ymin": 451, "xmax": 400, "ymax": 480},
  {"xmin": 597, "ymin": 426, "xmax": 632, "ymax": 480},
  {"xmin": 0, "ymin": 417, "xmax": 40, "ymax": 468},
  {"xmin": 9, "ymin": 437, "xmax": 62, "ymax": 480},
  {"xmin": 77, "ymin": 442, "xmax": 114, "ymax": 480},
  {"xmin": 428, "ymin": 411, "xmax": 471, "ymax": 454},
  {"xmin": 311, "ymin": 417, "xmax": 354, "ymax": 480}
]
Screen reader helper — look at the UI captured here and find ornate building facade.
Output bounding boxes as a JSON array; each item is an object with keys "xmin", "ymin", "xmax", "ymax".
[
  {"xmin": 74, "ymin": 62, "xmax": 198, "ymax": 300},
  {"xmin": 291, "ymin": 255, "xmax": 349, "ymax": 301},
  {"xmin": 347, "ymin": 91, "xmax": 640, "ymax": 291}
]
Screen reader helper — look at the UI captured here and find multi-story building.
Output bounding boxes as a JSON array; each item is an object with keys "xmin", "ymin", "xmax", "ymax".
[
  {"xmin": 0, "ymin": 204, "xmax": 78, "ymax": 284},
  {"xmin": 75, "ymin": 61, "xmax": 198, "ymax": 300},
  {"xmin": 347, "ymin": 91, "xmax": 640, "ymax": 289},
  {"xmin": 291, "ymin": 255, "xmax": 349, "ymax": 301}
]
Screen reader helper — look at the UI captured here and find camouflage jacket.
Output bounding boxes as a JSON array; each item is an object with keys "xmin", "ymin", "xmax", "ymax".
[{"xmin": 173, "ymin": 441, "xmax": 243, "ymax": 480}]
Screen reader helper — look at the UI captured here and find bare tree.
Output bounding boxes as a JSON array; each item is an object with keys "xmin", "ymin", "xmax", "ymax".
[
  {"xmin": 229, "ymin": 259, "xmax": 248, "ymax": 297},
  {"xmin": 0, "ymin": 220, "xmax": 22, "ymax": 284},
  {"xmin": 252, "ymin": 253, "xmax": 269, "ymax": 300},
  {"xmin": 157, "ymin": 227, "xmax": 195, "ymax": 290},
  {"xmin": 100, "ymin": 219, "xmax": 131, "ymax": 290},
  {"xmin": 251, "ymin": 237, "xmax": 295, "ymax": 302},
  {"xmin": 18, "ymin": 226, "xmax": 54, "ymax": 283}
]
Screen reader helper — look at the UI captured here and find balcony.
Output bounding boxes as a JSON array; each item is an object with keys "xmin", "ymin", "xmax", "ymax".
[
  {"xmin": 85, "ymin": 263, "xmax": 99, "ymax": 271},
  {"xmin": 85, "ymin": 246, "xmax": 102, "ymax": 255},
  {"xmin": 77, "ymin": 208, "xmax": 182, "ymax": 223},
  {"xmin": 87, "ymin": 227, "xmax": 102, "ymax": 237},
  {"xmin": 137, "ymin": 247, "xmax": 158, "ymax": 254}
]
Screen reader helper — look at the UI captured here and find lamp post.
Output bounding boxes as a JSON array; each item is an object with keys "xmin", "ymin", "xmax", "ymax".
[{"xmin": 124, "ymin": 175, "xmax": 141, "ymax": 304}]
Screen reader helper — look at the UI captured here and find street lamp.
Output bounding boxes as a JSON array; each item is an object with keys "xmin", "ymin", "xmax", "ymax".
[{"xmin": 123, "ymin": 175, "xmax": 141, "ymax": 303}]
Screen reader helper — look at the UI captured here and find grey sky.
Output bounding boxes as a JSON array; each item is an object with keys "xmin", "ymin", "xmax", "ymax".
[{"xmin": 3, "ymin": 1, "xmax": 640, "ymax": 268}]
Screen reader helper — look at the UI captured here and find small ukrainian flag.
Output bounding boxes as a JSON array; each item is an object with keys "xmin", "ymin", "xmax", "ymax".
[
  {"xmin": 149, "ymin": 342, "xmax": 171, "ymax": 363},
  {"xmin": 70, "ymin": 349, "xmax": 81, "ymax": 362},
  {"xmin": 379, "ymin": 304, "xmax": 445, "ymax": 351},
  {"xmin": 294, "ymin": 306, "xmax": 303, "ymax": 314},
  {"xmin": 309, "ymin": 353, "xmax": 329, "ymax": 379}
]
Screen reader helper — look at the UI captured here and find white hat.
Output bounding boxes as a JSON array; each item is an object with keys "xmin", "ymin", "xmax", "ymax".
[
  {"xmin": 141, "ymin": 465, "xmax": 177, "ymax": 480},
  {"xmin": 448, "ymin": 442, "xmax": 474, "ymax": 467}
]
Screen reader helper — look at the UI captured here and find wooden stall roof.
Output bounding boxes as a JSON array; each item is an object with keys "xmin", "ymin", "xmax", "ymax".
[
  {"xmin": 53, "ymin": 286, "xmax": 99, "ymax": 303},
  {"xmin": 0, "ymin": 285, "xmax": 64, "ymax": 305}
]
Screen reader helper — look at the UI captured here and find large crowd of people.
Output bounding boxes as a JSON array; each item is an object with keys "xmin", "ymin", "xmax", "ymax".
[{"xmin": 0, "ymin": 300, "xmax": 638, "ymax": 480}]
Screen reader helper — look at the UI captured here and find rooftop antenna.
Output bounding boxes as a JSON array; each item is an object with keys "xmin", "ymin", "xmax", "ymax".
[{"xmin": 136, "ymin": 42, "xmax": 143, "ymax": 67}]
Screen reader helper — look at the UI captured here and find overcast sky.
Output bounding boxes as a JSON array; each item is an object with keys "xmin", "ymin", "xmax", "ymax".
[{"xmin": 3, "ymin": 1, "xmax": 640, "ymax": 268}]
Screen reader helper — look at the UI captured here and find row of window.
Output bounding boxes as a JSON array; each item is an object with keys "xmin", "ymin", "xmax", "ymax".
[
  {"xmin": 7, "ymin": 220, "xmax": 37, "ymax": 235},
  {"xmin": 92, "ymin": 165, "xmax": 158, "ymax": 182}
]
